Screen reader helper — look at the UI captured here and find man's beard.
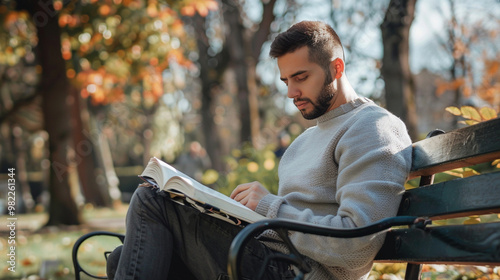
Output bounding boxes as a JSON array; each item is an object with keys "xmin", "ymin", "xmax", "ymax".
[{"xmin": 299, "ymin": 76, "xmax": 336, "ymax": 120}]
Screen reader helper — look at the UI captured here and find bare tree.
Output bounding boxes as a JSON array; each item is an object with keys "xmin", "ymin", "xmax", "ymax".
[
  {"xmin": 435, "ymin": 0, "xmax": 499, "ymax": 108},
  {"xmin": 192, "ymin": 0, "xmax": 279, "ymax": 170},
  {"xmin": 380, "ymin": 0, "xmax": 419, "ymax": 140}
]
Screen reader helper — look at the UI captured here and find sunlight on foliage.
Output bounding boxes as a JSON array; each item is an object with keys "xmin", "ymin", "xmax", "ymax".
[
  {"xmin": 0, "ymin": 0, "xmax": 215, "ymax": 107},
  {"xmin": 58, "ymin": 1, "xmax": 198, "ymax": 106},
  {"xmin": 369, "ymin": 264, "xmax": 500, "ymax": 280},
  {"xmin": 440, "ymin": 105, "xmax": 500, "ymax": 226},
  {"xmin": 445, "ymin": 105, "xmax": 498, "ymax": 125},
  {"xmin": 444, "ymin": 167, "xmax": 480, "ymax": 178},
  {"xmin": 212, "ymin": 143, "xmax": 281, "ymax": 196},
  {"xmin": 178, "ymin": 0, "xmax": 218, "ymax": 17},
  {"xmin": 0, "ymin": 9, "xmax": 37, "ymax": 67},
  {"xmin": 201, "ymin": 168, "xmax": 219, "ymax": 185},
  {"xmin": 445, "ymin": 106, "xmax": 500, "ymax": 172},
  {"xmin": 436, "ymin": 56, "xmax": 500, "ymax": 113}
]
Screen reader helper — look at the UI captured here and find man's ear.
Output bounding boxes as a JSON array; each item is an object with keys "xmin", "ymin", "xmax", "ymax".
[{"xmin": 330, "ymin": 58, "xmax": 344, "ymax": 79}]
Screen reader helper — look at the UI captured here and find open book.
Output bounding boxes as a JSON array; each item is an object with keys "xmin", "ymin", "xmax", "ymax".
[{"xmin": 139, "ymin": 157, "xmax": 266, "ymax": 225}]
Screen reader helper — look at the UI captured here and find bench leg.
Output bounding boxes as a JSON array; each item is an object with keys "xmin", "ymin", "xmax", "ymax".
[{"xmin": 405, "ymin": 264, "xmax": 422, "ymax": 280}]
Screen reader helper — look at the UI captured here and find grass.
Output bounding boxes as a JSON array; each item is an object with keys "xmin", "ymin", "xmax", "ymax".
[
  {"xmin": 0, "ymin": 205, "xmax": 127, "ymax": 280},
  {"xmin": 1, "ymin": 205, "xmax": 499, "ymax": 280}
]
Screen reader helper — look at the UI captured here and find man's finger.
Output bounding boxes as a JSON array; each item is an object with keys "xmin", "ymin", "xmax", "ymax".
[{"xmin": 230, "ymin": 183, "xmax": 250, "ymax": 199}]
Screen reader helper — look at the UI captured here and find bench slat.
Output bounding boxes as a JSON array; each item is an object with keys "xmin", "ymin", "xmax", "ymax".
[
  {"xmin": 398, "ymin": 171, "xmax": 500, "ymax": 220},
  {"xmin": 410, "ymin": 118, "xmax": 500, "ymax": 178},
  {"xmin": 375, "ymin": 222, "xmax": 500, "ymax": 265}
]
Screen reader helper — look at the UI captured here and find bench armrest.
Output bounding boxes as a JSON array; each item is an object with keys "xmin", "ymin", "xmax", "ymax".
[
  {"xmin": 227, "ymin": 216, "xmax": 425, "ymax": 280},
  {"xmin": 72, "ymin": 231, "xmax": 125, "ymax": 280}
]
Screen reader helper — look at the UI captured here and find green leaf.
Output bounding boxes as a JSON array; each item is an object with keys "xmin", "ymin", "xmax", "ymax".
[{"xmin": 445, "ymin": 106, "xmax": 462, "ymax": 116}]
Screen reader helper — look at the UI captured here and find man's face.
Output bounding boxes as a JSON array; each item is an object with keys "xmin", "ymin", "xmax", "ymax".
[{"xmin": 277, "ymin": 46, "xmax": 336, "ymax": 120}]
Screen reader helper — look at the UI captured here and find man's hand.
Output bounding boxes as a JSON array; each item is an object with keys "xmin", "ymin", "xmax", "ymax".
[{"xmin": 230, "ymin": 181, "xmax": 270, "ymax": 211}]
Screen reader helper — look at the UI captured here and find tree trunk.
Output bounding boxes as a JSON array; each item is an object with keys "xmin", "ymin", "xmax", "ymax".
[
  {"xmin": 248, "ymin": 0, "xmax": 277, "ymax": 148},
  {"xmin": 447, "ymin": 0, "xmax": 464, "ymax": 130},
  {"xmin": 193, "ymin": 0, "xmax": 277, "ymax": 167},
  {"xmin": 33, "ymin": 0, "xmax": 81, "ymax": 225},
  {"xmin": 380, "ymin": 0, "xmax": 418, "ymax": 140},
  {"xmin": 69, "ymin": 47, "xmax": 118, "ymax": 207},
  {"xmin": 192, "ymin": 14, "xmax": 225, "ymax": 171},
  {"xmin": 221, "ymin": 0, "xmax": 277, "ymax": 147},
  {"xmin": 71, "ymin": 92, "xmax": 114, "ymax": 207},
  {"xmin": 223, "ymin": 1, "xmax": 252, "ymax": 144}
]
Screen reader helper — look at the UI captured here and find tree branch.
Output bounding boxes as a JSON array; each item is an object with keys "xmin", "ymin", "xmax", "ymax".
[{"xmin": 251, "ymin": 0, "xmax": 277, "ymax": 60}]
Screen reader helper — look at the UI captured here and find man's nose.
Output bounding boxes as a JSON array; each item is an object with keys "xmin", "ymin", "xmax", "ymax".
[{"xmin": 287, "ymin": 85, "xmax": 300, "ymax": 99}]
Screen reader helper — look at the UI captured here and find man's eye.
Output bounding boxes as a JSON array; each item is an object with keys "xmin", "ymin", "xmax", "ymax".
[{"xmin": 297, "ymin": 76, "xmax": 307, "ymax": 82}]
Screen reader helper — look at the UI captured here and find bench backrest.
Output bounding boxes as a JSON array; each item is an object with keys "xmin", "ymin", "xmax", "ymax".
[
  {"xmin": 375, "ymin": 117, "xmax": 500, "ymax": 266},
  {"xmin": 228, "ymin": 117, "xmax": 500, "ymax": 280}
]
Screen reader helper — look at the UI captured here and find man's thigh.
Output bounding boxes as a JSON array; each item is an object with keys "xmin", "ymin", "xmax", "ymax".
[{"xmin": 162, "ymin": 190, "xmax": 294, "ymax": 280}]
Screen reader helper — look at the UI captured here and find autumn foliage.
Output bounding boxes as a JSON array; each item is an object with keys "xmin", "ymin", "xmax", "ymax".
[
  {"xmin": 58, "ymin": 1, "xmax": 193, "ymax": 105},
  {"xmin": 0, "ymin": 0, "xmax": 214, "ymax": 106}
]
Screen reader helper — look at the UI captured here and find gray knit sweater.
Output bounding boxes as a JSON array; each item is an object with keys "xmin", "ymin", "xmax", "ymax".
[{"xmin": 255, "ymin": 97, "xmax": 412, "ymax": 280}]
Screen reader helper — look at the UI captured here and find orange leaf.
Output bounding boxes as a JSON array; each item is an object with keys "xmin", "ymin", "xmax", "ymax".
[
  {"xmin": 147, "ymin": 4, "xmax": 158, "ymax": 17},
  {"xmin": 99, "ymin": 5, "xmax": 111, "ymax": 16},
  {"xmin": 485, "ymin": 60, "xmax": 499, "ymax": 76},
  {"xmin": 180, "ymin": 0, "xmax": 218, "ymax": 17},
  {"xmin": 21, "ymin": 258, "xmax": 34, "ymax": 266},
  {"xmin": 53, "ymin": 0, "xmax": 63, "ymax": 11},
  {"xmin": 196, "ymin": 3, "xmax": 209, "ymax": 17},
  {"xmin": 435, "ymin": 78, "xmax": 465, "ymax": 96},
  {"xmin": 462, "ymin": 86, "xmax": 472, "ymax": 98},
  {"xmin": 181, "ymin": 6, "xmax": 196, "ymax": 16},
  {"xmin": 4, "ymin": 12, "xmax": 20, "ymax": 28}
]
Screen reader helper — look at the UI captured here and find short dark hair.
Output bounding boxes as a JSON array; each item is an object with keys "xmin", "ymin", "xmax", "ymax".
[{"xmin": 269, "ymin": 21, "xmax": 344, "ymax": 71}]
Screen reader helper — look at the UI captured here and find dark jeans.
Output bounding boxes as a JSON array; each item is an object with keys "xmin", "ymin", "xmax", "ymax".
[{"xmin": 108, "ymin": 185, "xmax": 295, "ymax": 280}]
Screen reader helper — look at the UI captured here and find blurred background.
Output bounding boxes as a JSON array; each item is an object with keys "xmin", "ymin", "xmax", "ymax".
[{"xmin": 0, "ymin": 0, "xmax": 499, "ymax": 279}]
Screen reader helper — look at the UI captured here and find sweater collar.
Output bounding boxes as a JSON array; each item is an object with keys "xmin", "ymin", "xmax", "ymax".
[{"xmin": 316, "ymin": 97, "xmax": 372, "ymax": 125}]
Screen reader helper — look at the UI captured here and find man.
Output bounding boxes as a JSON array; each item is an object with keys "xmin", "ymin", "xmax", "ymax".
[
  {"xmin": 175, "ymin": 141, "xmax": 212, "ymax": 181},
  {"xmin": 109, "ymin": 20, "xmax": 412, "ymax": 280}
]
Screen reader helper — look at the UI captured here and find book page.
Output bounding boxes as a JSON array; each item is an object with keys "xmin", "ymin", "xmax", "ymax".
[
  {"xmin": 141, "ymin": 157, "xmax": 266, "ymax": 223},
  {"xmin": 165, "ymin": 177, "xmax": 265, "ymax": 223}
]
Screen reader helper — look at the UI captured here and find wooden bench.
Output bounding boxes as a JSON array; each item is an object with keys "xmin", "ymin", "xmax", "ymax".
[
  {"xmin": 228, "ymin": 117, "xmax": 500, "ymax": 280},
  {"xmin": 73, "ymin": 118, "xmax": 500, "ymax": 280}
]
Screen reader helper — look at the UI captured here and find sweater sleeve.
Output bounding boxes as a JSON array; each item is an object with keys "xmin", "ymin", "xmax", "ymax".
[{"xmin": 256, "ymin": 109, "xmax": 412, "ymax": 270}]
